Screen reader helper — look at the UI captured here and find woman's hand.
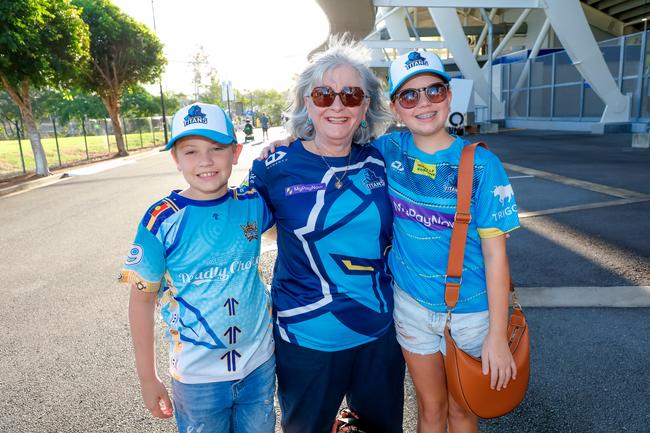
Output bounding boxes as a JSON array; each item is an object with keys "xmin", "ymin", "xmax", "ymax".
[
  {"xmin": 257, "ymin": 136, "xmax": 295, "ymax": 160},
  {"xmin": 481, "ymin": 331, "xmax": 517, "ymax": 391},
  {"xmin": 139, "ymin": 376, "xmax": 173, "ymax": 418}
]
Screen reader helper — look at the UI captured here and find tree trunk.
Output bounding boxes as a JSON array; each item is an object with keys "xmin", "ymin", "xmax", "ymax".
[
  {"xmin": 100, "ymin": 90, "xmax": 128, "ymax": 157},
  {"xmin": 21, "ymin": 108, "xmax": 50, "ymax": 176},
  {"xmin": 0, "ymin": 76, "xmax": 50, "ymax": 176}
]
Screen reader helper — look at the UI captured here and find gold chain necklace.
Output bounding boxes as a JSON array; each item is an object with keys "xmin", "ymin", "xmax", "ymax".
[{"xmin": 314, "ymin": 141, "xmax": 352, "ymax": 189}]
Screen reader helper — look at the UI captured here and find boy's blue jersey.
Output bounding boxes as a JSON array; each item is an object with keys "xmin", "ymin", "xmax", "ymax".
[
  {"xmin": 119, "ymin": 188, "xmax": 274, "ymax": 384},
  {"xmin": 373, "ymin": 132, "xmax": 519, "ymax": 313},
  {"xmin": 249, "ymin": 140, "xmax": 394, "ymax": 351}
]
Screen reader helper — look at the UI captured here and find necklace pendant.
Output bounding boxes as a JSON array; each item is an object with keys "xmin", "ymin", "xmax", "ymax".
[{"xmin": 335, "ymin": 179, "xmax": 343, "ymax": 189}]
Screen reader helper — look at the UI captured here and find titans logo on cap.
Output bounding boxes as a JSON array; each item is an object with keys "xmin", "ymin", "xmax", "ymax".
[
  {"xmin": 183, "ymin": 105, "xmax": 208, "ymax": 126},
  {"xmin": 405, "ymin": 51, "xmax": 429, "ymax": 70}
]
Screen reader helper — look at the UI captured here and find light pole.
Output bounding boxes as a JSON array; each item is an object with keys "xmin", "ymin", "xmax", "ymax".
[{"xmin": 151, "ymin": 0, "xmax": 169, "ymax": 144}]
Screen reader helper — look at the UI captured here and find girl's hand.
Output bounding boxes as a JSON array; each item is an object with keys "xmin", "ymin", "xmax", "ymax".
[
  {"xmin": 140, "ymin": 377, "xmax": 173, "ymax": 418},
  {"xmin": 481, "ymin": 331, "xmax": 517, "ymax": 391},
  {"xmin": 257, "ymin": 136, "xmax": 294, "ymax": 160}
]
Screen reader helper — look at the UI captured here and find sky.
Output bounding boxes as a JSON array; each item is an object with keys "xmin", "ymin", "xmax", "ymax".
[{"xmin": 111, "ymin": 0, "xmax": 330, "ymax": 95}]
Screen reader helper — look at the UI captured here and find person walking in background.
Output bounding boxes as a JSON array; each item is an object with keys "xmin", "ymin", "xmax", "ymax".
[
  {"xmin": 260, "ymin": 113, "xmax": 270, "ymax": 141},
  {"xmin": 120, "ymin": 103, "xmax": 276, "ymax": 433},
  {"xmin": 249, "ymin": 39, "xmax": 405, "ymax": 433}
]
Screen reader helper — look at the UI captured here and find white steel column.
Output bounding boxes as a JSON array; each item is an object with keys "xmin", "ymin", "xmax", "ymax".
[
  {"xmin": 492, "ymin": 8, "xmax": 531, "ymax": 59},
  {"xmin": 382, "ymin": 7, "xmax": 411, "ymax": 55},
  {"xmin": 429, "ymin": 7, "xmax": 505, "ymax": 118},
  {"xmin": 473, "ymin": 8, "xmax": 498, "ymax": 57},
  {"xmin": 542, "ymin": 0, "xmax": 630, "ymax": 122}
]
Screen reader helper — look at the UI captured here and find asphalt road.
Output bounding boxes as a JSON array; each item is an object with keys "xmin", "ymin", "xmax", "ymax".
[{"xmin": 1, "ymin": 128, "xmax": 648, "ymax": 433}]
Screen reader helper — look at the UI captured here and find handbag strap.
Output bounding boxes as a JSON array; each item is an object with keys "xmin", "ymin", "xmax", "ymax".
[{"xmin": 444, "ymin": 142, "xmax": 487, "ymax": 309}]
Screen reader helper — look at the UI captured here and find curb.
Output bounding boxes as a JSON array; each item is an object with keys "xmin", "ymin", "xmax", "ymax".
[{"xmin": 0, "ymin": 173, "xmax": 70, "ymax": 198}]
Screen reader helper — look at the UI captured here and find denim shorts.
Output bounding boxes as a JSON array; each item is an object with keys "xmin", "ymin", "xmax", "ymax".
[
  {"xmin": 172, "ymin": 355, "xmax": 276, "ymax": 433},
  {"xmin": 393, "ymin": 285, "xmax": 489, "ymax": 357}
]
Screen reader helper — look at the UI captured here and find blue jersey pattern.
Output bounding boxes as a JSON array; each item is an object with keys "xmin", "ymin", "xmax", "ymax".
[
  {"xmin": 119, "ymin": 188, "xmax": 274, "ymax": 383},
  {"xmin": 250, "ymin": 140, "xmax": 394, "ymax": 351},
  {"xmin": 373, "ymin": 132, "xmax": 519, "ymax": 313}
]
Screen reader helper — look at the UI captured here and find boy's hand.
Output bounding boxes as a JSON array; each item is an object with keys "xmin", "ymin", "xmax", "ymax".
[
  {"xmin": 140, "ymin": 378, "xmax": 173, "ymax": 418},
  {"xmin": 481, "ymin": 331, "xmax": 517, "ymax": 391},
  {"xmin": 257, "ymin": 136, "xmax": 294, "ymax": 160}
]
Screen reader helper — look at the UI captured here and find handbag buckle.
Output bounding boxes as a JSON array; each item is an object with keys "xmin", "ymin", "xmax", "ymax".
[{"xmin": 454, "ymin": 212, "xmax": 471, "ymax": 224}]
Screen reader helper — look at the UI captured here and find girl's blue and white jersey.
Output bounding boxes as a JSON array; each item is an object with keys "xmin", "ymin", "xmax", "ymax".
[
  {"xmin": 119, "ymin": 188, "xmax": 274, "ymax": 384},
  {"xmin": 373, "ymin": 132, "xmax": 520, "ymax": 313},
  {"xmin": 250, "ymin": 140, "xmax": 394, "ymax": 352}
]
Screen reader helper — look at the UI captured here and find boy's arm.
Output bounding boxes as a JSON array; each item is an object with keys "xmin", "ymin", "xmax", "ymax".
[
  {"xmin": 480, "ymin": 235, "xmax": 517, "ymax": 391},
  {"xmin": 128, "ymin": 286, "xmax": 173, "ymax": 418}
]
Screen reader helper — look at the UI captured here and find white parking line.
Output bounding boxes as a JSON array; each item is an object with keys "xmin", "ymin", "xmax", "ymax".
[
  {"xmin": 503, "ymin": 162, "xmax": 649, "ymax": 199},
  {"xmin": 517, "ymin": 286, "xmax": 650, "ymax": 307}
]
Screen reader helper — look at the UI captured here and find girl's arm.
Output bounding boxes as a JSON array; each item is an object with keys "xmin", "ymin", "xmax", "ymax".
[
  {"xmin": 480, "ymin": 234, "xmax": 517, "ymax": 391},
  {"xmin": 129, "ymin": 286, "xmax": 173, "ymax": 418}
]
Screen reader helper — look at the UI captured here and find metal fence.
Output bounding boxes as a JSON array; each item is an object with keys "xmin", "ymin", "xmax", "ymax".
[
  {"xmin": 0, "ymin": 116, "xmax": 167, "ymax": 179},
  {"xmin": 498, "ymin": 30, "xmax": 649, "ymax": 122}
]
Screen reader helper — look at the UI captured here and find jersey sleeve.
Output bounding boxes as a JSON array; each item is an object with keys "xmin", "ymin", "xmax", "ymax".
[
  {"xmin": 118, "ymin": 221, "xmax": 166, "ymax": 293},
  {"xmin": 260, "ymin": 195, "xmax": 274, "ymax": 232},
  {"xmin": 370, "ymin": 134, "xmax": 390, "ymax": 157},
  {"xmin": 249, "ymin": 159, "xmax": 274, "ymax": 213},
  {"xmin": 474, "ymin": 152, "xmax": 520, "ymax": 238}
]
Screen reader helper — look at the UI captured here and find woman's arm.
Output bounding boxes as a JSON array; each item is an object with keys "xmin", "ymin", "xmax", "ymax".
[
  {"xmin": 128, "ymin": 286, "xmax": 173, "ymax": 418},
  {"xmin": 480, "ymin": 234, "xmax": 517, "ymax": 391}
]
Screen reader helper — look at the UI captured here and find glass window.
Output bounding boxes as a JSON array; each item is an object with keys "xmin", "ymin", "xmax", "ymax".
[
  {"xmin": 623, "ymin": 35, "xmax": 642, "ymax": 78},
  {"xmin": 553, "ymin": 84, "xmax": 581, "ymax": 117},
  {"xmin": 531, "ymin": 54, "xmax": 553, "ymax": 87},
  {"xmin": 509, "ymin": 62, "xmax": 527, "ymax": 89},
  {"xmin": 555, "ymin": 52, "xmax": 581, "ymax": 84},
  {"xmin": 599, "ymin": 38, "xmax": 621, "ymax": 78},
  {"xmin": 530, "ymin": 88, "xmax": 551, "ymax": 117},
  {"xmin": 583, "ymin": 84, "xmax": 606, "ymax": 118},
  {"xmin": 509, "ymin": 90, "xmax": 528, "ymax": 117}
]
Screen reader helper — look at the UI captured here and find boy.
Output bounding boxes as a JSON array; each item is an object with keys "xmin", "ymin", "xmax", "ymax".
[{"xmin": 119, "ymin": 103, "xmax": 275, "ymax": 433}]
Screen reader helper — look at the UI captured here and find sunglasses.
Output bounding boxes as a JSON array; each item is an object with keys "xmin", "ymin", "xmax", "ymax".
[
  {"xmin": 392, "ymin": 83, "xmax": 449, "ymax": 109},
  {"xmin": 309, "ymin": 86, "xmax": 368, "ymax": 108}
]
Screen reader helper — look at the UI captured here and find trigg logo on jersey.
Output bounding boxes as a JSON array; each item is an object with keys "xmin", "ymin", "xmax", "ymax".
[
  {"xmin": 492, "ymin": 184, "xmax": 514, "ymax": 205},
  {"xmin": 183, "ymin": 105, "xmax": 208, "ymax": 126}
]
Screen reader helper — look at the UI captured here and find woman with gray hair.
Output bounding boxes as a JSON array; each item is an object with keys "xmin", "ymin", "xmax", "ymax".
[{"xmin": 249, "ymin": 40, "xmax": 405, "ymax": 433}]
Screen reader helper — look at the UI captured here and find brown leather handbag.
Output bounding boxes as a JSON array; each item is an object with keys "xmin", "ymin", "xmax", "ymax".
[{"xmin": 442, "ymin": 142, "xmax": 530, "ymax": 419}]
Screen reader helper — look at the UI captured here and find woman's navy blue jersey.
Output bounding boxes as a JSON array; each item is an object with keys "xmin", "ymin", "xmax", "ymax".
[{"xmin": 250, "ymin": 140, "xmax": 394, "ymax": 351}]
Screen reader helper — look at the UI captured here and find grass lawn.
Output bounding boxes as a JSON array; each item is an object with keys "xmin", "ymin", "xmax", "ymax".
[{"xmin": 0, "ymin": 131, "xmax": 166, "ymax": 176}]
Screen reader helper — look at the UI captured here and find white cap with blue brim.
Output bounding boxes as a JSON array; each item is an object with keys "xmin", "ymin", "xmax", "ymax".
[
  {"xmin": 388, "ymin": 51, "xmax": 451, "ymax": 98},
  {"xmin": 165, "ymin": 102, "xmax": 237, "ymax": 150}
]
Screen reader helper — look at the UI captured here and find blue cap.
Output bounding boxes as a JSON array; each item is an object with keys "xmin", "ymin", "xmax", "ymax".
[
  {"xmin": 388, "ymin": 51, "xmax": 451, "ymax": 98},
  {"xmin": 165, "ymin": 103, "xmax": 236, "ymax": 150}
]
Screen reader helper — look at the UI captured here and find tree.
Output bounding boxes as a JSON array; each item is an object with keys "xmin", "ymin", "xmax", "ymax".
[
  {"xmin": 72, "ymin": 0, "xmax": 166, "ymax": 156},
  {"xmin": 120, "ymin": 86, "xmax": 161, "ymax": 118},
  {"xmin": 0, "ymin": 0, "xmax": 90, "ymax": 176}
]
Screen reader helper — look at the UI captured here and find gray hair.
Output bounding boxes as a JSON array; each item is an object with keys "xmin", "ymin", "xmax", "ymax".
[{"xmin": 285, "ymin": 36, "xmax": 392, "ymax": 144}]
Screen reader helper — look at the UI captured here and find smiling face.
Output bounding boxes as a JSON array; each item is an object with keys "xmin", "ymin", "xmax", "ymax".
[
  {"xmin": 171, "ymin": 136, "xmax": 243, "ymax": 200},
  {"xmin": 390, "ymin": 73, "xmax": 452, "ymax": 144},
  {"xmin": 305, "ymin": 64, "xmax": 370, "ymax": 148}
]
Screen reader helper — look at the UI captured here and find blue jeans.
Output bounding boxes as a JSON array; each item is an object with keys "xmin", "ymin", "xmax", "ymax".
[{"xmin": 172, "ymin": 355, "xmax": 276, "ymax": 433}]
